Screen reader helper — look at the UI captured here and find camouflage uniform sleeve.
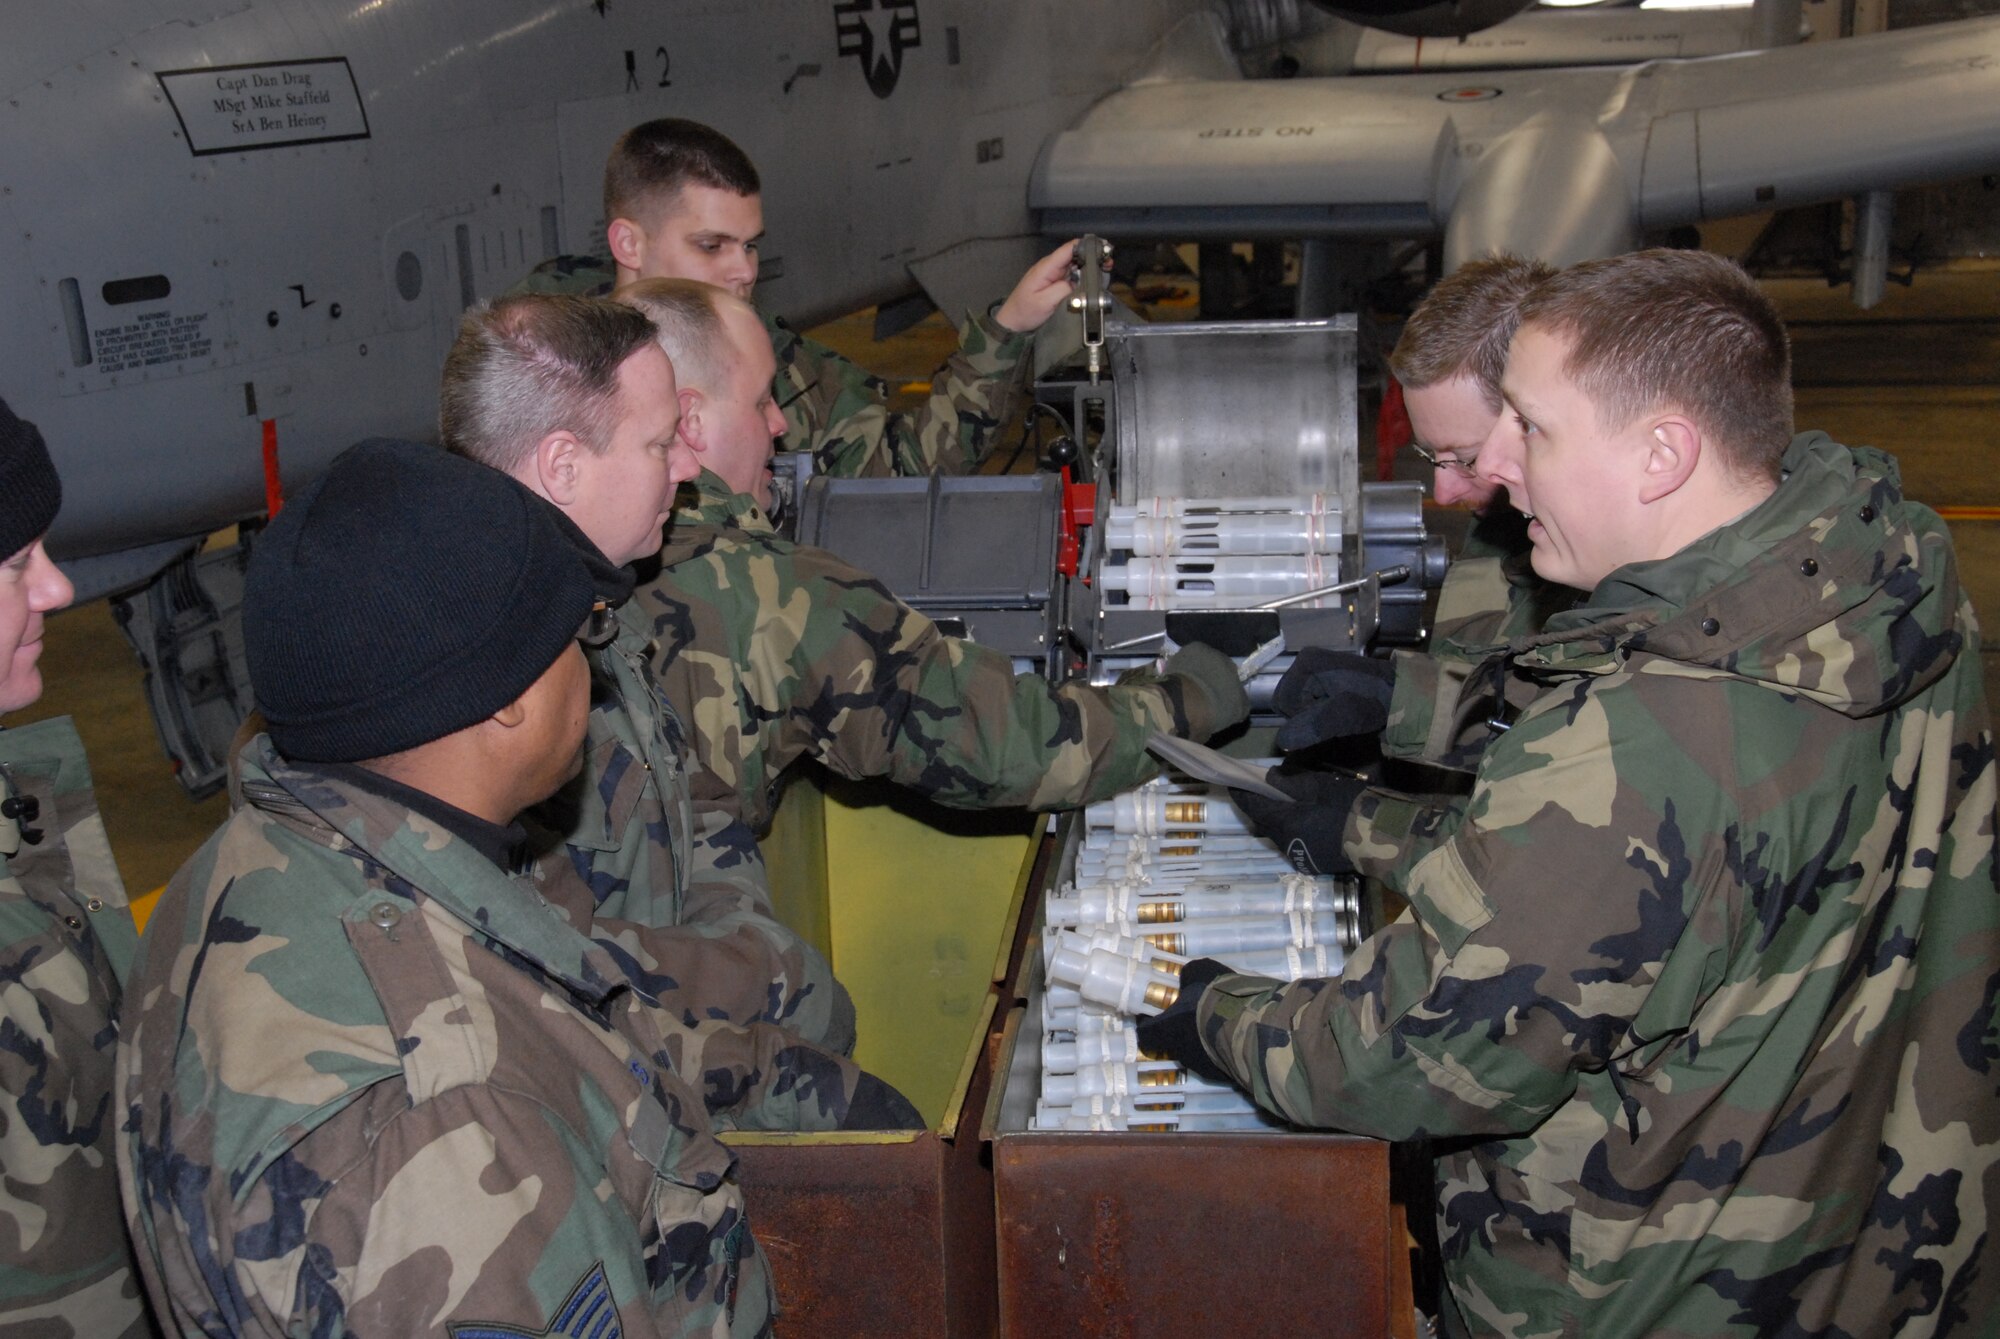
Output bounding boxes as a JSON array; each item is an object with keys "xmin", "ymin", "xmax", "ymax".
[
  {"xmin": 1194, "ymin": 675, "xmax": 1721, "ymax": 1140},
  {"xmin": 740, "ymin": 543, "xmax": 1223, "ymax": 813},
  {"xmin": 772, "ymin": 309, "xmax": 1030, "ymax": 478},
  {"xmin": 676, "ymin": 1015, "xmax": 921, "ymax": 1134},
  {"xmin": 1378, "ymin": 556, "xmax": 1518, "ymax": 768},
  {"xmin": 606, "ymin": 807, "xmax": 857, "ymax": 1057},
  {"xmin": 652, "ymin": 536, "xmax": 1212, "ymax": 829},
  {"xmin": 1376, "ymin": 649, "xmax": 1473, "ymax": 769},
  {"xmin": 0, "ymin": 897, "xmax": 154, "ymax": 1338},
  {"xmin": 810, "ymin": 623, "xmax": 1190, "ymax": 813}
]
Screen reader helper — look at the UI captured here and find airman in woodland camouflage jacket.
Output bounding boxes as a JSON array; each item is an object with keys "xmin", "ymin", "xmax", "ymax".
[
  {"xmin": 0, "ymin": 716, "xmax": 153, "ymax": 1338},
  {"xmin": 118, "ymin": 737, "xmax": 915, "ymax": 1339},
  {"xmin": 533, "ymin": 605, "xmax": 853, "ymax": 1054},
  {"xmin": 1194, "ymin": 435, "xmax": 2000, "ymax": 1336},
  {"xmin": 638, "ymin": 473, "xmax": 1247, "ymax": 836},
  {"xmin": 514, "ymin": 256, "xmax": 1029, "ymax": 477}
]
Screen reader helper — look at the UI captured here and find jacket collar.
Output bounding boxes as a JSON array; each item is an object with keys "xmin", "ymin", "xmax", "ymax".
[
  {"xmin": 1508, "ymin": 434, "xmax": 1960, "ymax": 715},
  {"xmin": 659, "ymin": 469, "xmax": 776, "ymax": 568},
  {"xmin": 241, "ymin": 736, "xmax": 626, "ymax": 1004}
]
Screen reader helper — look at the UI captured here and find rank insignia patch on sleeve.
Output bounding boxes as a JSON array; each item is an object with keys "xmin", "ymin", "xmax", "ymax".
[{"xmin": 449, "ymin": 1261, "xmax": 621, "ymax": 1339}]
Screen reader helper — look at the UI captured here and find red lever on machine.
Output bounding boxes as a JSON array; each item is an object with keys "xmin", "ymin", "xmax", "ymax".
[{"xmin": 1057, "ymin": 470, "xmax": 1096, "ymax": 578}]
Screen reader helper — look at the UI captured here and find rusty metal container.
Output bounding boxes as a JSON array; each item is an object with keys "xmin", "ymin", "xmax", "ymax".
[
  {"xmin": 726, "ymin": 797, "xmax": 1400, "ymax": 1337},
  {"xmin": 721, "ymin": 787, "xmax": 1046, "ymax": 1337},
  {"xmin": 727, "ymin": 1039, "xmax": 1005, "ymax": 1336},
  {"xmin": 980, "ymin": 815, "xmax": 1397, "ymax": 1338}
]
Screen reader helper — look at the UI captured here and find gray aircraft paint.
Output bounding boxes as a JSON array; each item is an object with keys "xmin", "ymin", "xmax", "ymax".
[{"xmin": 0, "ymin": 0, "xmax": 1189, "ymax": 592}]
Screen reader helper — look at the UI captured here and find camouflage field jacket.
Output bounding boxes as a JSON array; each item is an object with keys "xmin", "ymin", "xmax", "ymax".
[
  {"xmin": 118, "ymin": 739, "xmax": 915, "ymax": 1338},
  {"xmin": 0, "ymin": 717, "xmax": 153, "ymax": 1338},
  {"xmin": 1197, "ymin": 434, "xmax": 2000, "ymax": 1336},
  {"xmin": 514, "ymin": 255, "xmax": 1029, "ymax": 477},
  {"xmin": 641, "ymin": 475, "xmax": 1243, "ymax": 834}
]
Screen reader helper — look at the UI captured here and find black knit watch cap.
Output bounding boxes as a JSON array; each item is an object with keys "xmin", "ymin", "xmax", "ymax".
[
  {"xmin": 245, "ymin": 438, "xmax": 603, "ymax": 763},
  {"xmin": 0, "ymin": 399, "xmax": 62, "ymax": 561}
]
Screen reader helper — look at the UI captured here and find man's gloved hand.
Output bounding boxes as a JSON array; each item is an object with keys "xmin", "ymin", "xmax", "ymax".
[
  {"xmin": 1133, "ymin": 957, "xmax": 1234, "ymax": 1086},
  {"xmin": 1162, "ymin": 641, "xmax": 1252, "ymax": 738},
  {"xmin": 1271, "ymin": 647, "xmax": 1397, "ymax": 752},
  {"xmin": 1230, "ymin": 766, "xmax": 1369, "ymax": 877}
]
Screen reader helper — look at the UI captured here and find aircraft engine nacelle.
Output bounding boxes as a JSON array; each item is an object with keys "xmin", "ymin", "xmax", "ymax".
[{"xmin": 1307, "ymin": 0, "xmax": 1538, "ymax": 39}]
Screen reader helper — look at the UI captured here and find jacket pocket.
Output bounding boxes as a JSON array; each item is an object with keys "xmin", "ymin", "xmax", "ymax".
[
  {"xmin": 623, "ymin": 1066, "xmax": 771, "ymax": 1329},
  {"xmin": 1403, "ymin": 839, "xmax": 1497, "ymax": 959}
]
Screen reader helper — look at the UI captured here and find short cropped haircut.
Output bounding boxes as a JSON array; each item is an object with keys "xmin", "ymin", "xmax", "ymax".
[
  {"xmin": 1388, "ymin": 255, "xmax": 1555, "ymax": 409},
  {"xmin": 439, "ymin": 295, "xmax": 658, "ymax": 473},
  {"xmin": 603, "ymin": 119, "xmax": 761, "ymax": 227},
  {"xmin": 613, "ymin": 278, "xmax": 732, "ymax": 393},
  {"xmin": 1516, "ymin": 249, "xmax": 1793, "ymax": 483}
]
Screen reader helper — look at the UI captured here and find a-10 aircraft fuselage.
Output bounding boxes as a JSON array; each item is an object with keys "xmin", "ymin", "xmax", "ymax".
[{"xmin": 0, "ymin": 0, "xmax": 1192, "ymax": 593}]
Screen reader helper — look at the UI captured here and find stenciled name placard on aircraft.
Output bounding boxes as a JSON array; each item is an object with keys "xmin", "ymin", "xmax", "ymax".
[{"xmin": 156, "ymin": 58, "xmax": 370, "ymax": 156}]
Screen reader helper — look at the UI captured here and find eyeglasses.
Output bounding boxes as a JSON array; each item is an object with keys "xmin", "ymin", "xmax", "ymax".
[
  {"xmin": 1410, "ymin": 443, "xmax": 1479, "ymax": 479},
  {"xmin": 577, "ymin": 600, "xmax": 619, "ymax": 649}
]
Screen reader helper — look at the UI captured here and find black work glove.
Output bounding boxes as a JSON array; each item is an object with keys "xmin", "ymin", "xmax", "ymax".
[
  {"xmin": 1230, "ymin": 766, "xmax": 1369, "ymax": 877},
  {"xmin": 1271, "ymin": 647, "xmax": 1397, "ymax": 752},
  {"xmin": 1133, "ymin": 957, "xmax": 1234, "ymax": 1086}
]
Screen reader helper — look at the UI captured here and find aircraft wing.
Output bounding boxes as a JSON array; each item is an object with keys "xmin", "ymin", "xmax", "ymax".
[{"xmin": 1032, "ymin": 14, "xmax": 2000, "ymax": 267}]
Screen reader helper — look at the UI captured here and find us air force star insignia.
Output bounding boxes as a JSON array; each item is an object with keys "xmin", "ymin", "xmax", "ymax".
[
  {"xmin": 834, "ymin": 0, "xmax": 921, "ymax": 99},
  {"xmin": 448, "ymin": 1261, "xmax": 622, "ymax": 1339}
]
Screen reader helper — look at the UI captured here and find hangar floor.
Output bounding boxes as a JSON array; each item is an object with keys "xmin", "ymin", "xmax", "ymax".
[{"xmin": 15, "ymin": 259, "xmax": 2000, "ymax": 901}]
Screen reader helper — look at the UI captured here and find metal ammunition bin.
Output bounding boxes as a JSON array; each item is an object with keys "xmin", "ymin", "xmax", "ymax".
[
  {"xmin": 980, "ymin": 813, "xmax": 1397, "ymax": 1338},
  {"xmin": 725, "ymin": 783, "xmax": 1043, "ymax": 1336},
  {"xmin": 731, "ymin": 471, "xmax": 1065, "ymax": 1334}
]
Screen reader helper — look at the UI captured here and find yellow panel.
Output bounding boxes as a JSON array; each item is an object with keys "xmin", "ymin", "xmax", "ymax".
[
  {"xmin": 757, "ymin": 771, "xmax": 834, "ymax": 964},
  {"xmin": 723, "ymin": 1129, "xmax": 925, "ymax": 1149},
  {"xmin": 822, "ymin": 783, "xmax": 1035, "ymax": 1129}
]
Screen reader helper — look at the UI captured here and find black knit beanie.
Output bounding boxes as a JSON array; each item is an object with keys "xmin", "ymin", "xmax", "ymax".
[
  {"xmin": 245, "ymin": 438, "xmax": 606, "ymax": 763},
  {"xmin": 0, "ymin": 399, "xmax": 62, "ymax": 560}
]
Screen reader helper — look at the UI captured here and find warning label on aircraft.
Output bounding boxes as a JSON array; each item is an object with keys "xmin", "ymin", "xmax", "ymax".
[
  {"xmin": 93, "ymin": 309, "xmax": 213, "ymax": 375},
  {"xmin": 157, "ymin": 58, "xmax": 369, "ymax": 156}
]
